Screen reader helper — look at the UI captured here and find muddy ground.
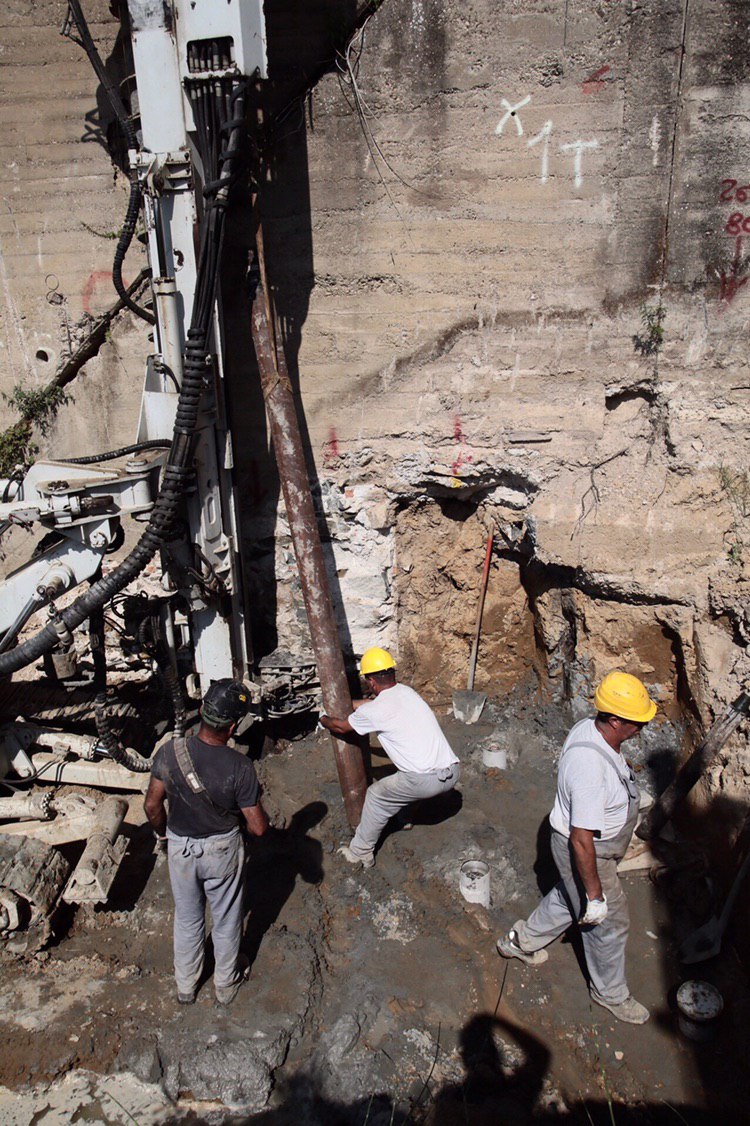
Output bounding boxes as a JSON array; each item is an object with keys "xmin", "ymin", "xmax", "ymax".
[{"xmin": 0, "ymin": 689, "xmax": 749, "ymax": 1125}]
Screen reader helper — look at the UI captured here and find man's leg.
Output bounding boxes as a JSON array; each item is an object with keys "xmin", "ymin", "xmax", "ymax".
[
  {"xmin": 349, "ymin": 768, "xmax": 457, "ymax": 860},
  {"xmin": 512, "ymin": 880, "xmax": 576, "ymax": 952},
  {"xmin": 580, "ymin": 856, "xmax": 630, "ymax": 1006},
  {"xmin": 551, "ymin": 835, "xmax": 632, "ymax": 1006},
  {"xmin": 200, "ymin": 830, "xmax": 245, "ymax": 1000},
  {"xmin": 167, "ymin": 836, "xmax": 207, "ymax": 999},
  {"xmin": 498, "ymin": 833, "xmax": 576, "ymax": 965}
]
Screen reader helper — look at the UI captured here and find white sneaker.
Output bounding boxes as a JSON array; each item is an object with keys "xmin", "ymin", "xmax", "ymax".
[
  {"xmin": 496, "ymin": 925, "xmax": 549, "ymax": 966},
  {"xmin": 338, "ymin": 845, "xmax": 375, "ymax": 869},
  {"xmin": 591, "ymin": 994, "xmax": 650, "ymax": 1024}
]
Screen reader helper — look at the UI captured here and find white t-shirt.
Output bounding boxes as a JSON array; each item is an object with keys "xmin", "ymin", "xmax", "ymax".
[
  {"xmin": 549, "ymin": 718, "xmax": 632, "ymax": 841},
  {"xmin": 348, "ymin": 683, "xmax": 459, "ymax": 774}
]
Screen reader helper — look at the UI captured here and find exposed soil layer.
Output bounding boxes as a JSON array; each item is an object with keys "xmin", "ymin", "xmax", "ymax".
[{"xmin": 0, "ymin": 692, "xmax": 748, "ymax": 1124}]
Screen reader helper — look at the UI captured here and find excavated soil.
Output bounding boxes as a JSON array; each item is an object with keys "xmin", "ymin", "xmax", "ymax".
[{"xmin": 0, "ymin": 691, "xmax": 749, "ymax": 1124}]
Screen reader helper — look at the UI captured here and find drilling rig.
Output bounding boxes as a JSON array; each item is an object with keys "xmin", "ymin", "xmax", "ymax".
[{"xmin": 0, "ymin": 0, "xmax": 367, "ymax": 952}]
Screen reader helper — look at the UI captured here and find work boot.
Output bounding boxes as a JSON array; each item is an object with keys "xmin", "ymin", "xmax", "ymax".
[
  {"xmin": 177, "ymin": 990, "xmax": 195, "ymax": 1005},
  {"xmin": 338, "ymin": 844, "xmax": 375, "ymax": 869},
  {"xmin": 591, "ymin": 994, "xmax": 650, "ymax": 1025},
  {"xmin": 496, "ymin": 925, "xmax": 549, "ymax": 966},
  {"xmin": 215, "ymin": 954, "xmax": 250, "ymax": 1007}
]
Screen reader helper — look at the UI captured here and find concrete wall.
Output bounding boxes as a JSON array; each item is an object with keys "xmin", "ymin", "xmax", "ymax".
[
  {"xmin": 0, "ymin": 0, "xmax": 148, "ymax": 460},
  {"xmin": 255, "ymin": 0, "xmax": 750, "ymax": 806}
]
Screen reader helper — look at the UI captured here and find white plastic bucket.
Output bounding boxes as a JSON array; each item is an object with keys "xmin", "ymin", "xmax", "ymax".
[
  {"xmin": 460, "ymin": 860, "xmax": 491, "ymax": 907},
  {"xmin": 676, "ymin": 980, "xmax": 723, "ymax": 1041},
  {"xmin": 483, "ymin": 747, "xmax": 508, "ymax": 770}
]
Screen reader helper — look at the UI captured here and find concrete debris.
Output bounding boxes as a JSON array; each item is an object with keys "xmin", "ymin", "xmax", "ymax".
[
  {"xmin": 310, "ymin": 999, "xmax": 395, "ymax": 1104},
  {"xmin": 0, "ymin": 1070, "xmax": 172, "ymax": 1126},
  {"xmin": 158, "ymin": 1030, "xmax": 273, "ymax": 1111},
  {"xmin": 361, "ymin": 888, "xmax": 419, "ymax": 943}
]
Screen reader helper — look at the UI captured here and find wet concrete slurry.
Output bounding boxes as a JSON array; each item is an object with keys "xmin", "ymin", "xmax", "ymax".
[{"xmin": 0, "ymin": 697, "xmax": 748, "ymax": 1123}]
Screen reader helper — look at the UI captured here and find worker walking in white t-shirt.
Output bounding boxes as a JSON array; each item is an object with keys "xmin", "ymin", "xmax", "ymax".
[
  {"xmin": 496, "ymin": 671, "xmax": 657, "ymax": 1025},
  {"xmin": 319, "ymin": 647, "xmax": 460, "ymax": 868}
]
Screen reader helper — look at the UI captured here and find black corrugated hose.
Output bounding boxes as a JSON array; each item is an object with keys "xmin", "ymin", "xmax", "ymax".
[
  {"xmin": 90, "ymin": 605, "xmax": 151, "ymax": 772},
  {"xmin": 162, "ymin": 662, "xmax": 187, "ymax": 738},
  {"xmin": 0, "ymin": 82, "xmax": 248, "ymax": 680},
  {"xmin": 60, "ymin": 440, "xmax": 171, "ymax": 464},
  {"xmin": 65, "ymin": 0, "xmax": 155, "ymax": 324}
]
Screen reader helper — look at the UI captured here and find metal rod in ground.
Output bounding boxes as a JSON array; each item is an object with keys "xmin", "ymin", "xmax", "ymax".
[
  {"xmin": 248, "ymin": 249, "xmax": 368, "ymax": 830},
  {"xmin": 636, "ymin": 690, "xmax": 750, "ymax": 841}
]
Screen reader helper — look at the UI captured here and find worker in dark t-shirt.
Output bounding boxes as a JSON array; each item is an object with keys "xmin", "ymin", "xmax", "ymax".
[{"xmin": 145, "ymin": 679, "xmax": 268, "ymax": 1006}]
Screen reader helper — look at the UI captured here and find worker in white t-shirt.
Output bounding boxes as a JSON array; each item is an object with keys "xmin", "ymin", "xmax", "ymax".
[
  {"xmin": 319, "ymin": 647, "xmax": 459, "ymax": 868},
  {"xmin": 496, "ymin": 671, "xmax": 656, "ymax": 1025}
]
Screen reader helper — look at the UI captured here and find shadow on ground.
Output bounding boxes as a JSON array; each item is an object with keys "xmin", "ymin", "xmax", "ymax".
[
  {"xmin": 243, "ymin": 801, "xmax": 327, "ymax": 967},
  {"xmin": 221, "ymin": 1013, "xmax": 719, "ymax": 1124}
]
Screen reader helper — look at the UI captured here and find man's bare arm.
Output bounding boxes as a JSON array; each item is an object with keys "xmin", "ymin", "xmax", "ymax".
[
  {"xmin": 319, "ymin": 714, "xmax": 356, "ymax": 736},
  {"xmin": 144, "ymin": 775, "xmax": 168, "ymax": 837},
  {"xmin": 242, "ymin": 800, "xmax": 269, "ymax": 837},
  {"xmin": 569, "ymin": 827, "xmax": 603, "ymax": 901}
]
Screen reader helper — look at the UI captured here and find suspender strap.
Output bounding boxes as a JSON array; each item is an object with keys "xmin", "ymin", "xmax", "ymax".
[
  {"xmin": 173, "ymin": 736, "xmax": 234, "ymax": 821},
  {"xmin": 174, "ymin": 735, "xmax": 206, "ymax": 794},
  {"xmin": 564, "ymin": 740, "xmax": 634, "ymax": 784}
]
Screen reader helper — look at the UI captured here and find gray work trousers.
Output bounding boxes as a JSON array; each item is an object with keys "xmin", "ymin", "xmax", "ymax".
[
  {"xmin": 166, "ymin": 826, "xmax": 244, "ymax": 997},
  {"xmin": 515, "ymin": 829, "xmax": 631, "ymax": 1005},
  {"xmin": 349, "ymin": 764, "xmax": 460, "ymax": 857}
]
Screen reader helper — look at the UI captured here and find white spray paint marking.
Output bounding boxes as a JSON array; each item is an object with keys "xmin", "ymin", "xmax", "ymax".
[
  {"xmin": 495, "ymin": 94, "xmax": 531, "ymax": 137},
  {"xmin": 527, "ymin": 120, "xmax": 553, "ymax": 183},
  {"xmin": 649, "ymin": 115, "xmax": 661, "ymax": 166},
  {"xmin": 559, "ymin": 138, "xmax": 599, "ymax": 187},
  {"xmin": 496, "ymin": 99, "xmax": 601, "ymax": 187}
]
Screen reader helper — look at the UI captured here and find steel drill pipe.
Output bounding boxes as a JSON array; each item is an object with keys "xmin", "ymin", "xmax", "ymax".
[
  {"xmin": 249, "ymin": 270, "xmax": 368, "ymax": 829},
  {"xmin": 0, "ymin": 793, "xmax": 53, "ymax": 822}
]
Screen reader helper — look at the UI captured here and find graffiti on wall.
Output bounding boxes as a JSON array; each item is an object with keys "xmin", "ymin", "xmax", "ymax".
[
  {"xmin": 82, "ymin": 270, "xmax": 115, "ymax": 316},
  {"xmin": 322, "ymin": 427, "xmax": 341, "ymax": 467},
  {"xmin": 495, "ymin": 93, "xmax": 599, "ymax": 187},
  {"xmin": 450, "ymin": 414, "xmax": 473, "ymax": 486},
  {"xmin": 581, "ymin": 66, "xmax": 610, "ymax": 95},
  {"xmin": 717, "ymin": 180, "xmax": 750, "ymax": 307}
]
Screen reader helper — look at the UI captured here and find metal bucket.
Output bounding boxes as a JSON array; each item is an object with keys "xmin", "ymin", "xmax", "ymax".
[
  {"xmin": 460, "ymin": 860, "xmax": 491, "ymax": 908},
  {"xmin": 676, "ymin": 980, "xmax": 723, "ymax": 1041}
]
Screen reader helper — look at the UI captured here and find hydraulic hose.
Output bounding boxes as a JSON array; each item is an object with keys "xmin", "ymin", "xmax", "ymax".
[
  {"xmin": 59, "ymin": 440, "xmax": 171, "ymax": 464},
  {"xmin": 94, "ymin": 693, "xmax": 151, "ymax": 772},
  {"xmin": 113, "ymin": 177, "xmax": 156, "ymax": 325},
  {"xmin": 0, "ymin": 595, "xmax": 41, "ymax": 654},
  {"xmin": 90, "ymin": 605, "xmax": 150, "ymax": 772},
  {"xmin": 162, "ymin": 661, "xmax": 187, "ymax": 739},
  {"xmin": 65, "ymin": 0, "xmax": 154, "ymax": 324},
  {"xmin": 0, "ymin": 83, "xmax": 247, "ymax": 680}
]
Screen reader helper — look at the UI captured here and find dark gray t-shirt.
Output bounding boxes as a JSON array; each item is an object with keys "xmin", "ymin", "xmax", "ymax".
[{"xmin": 151, "ymin": 736, "xmax": 261, "ymax": 838}]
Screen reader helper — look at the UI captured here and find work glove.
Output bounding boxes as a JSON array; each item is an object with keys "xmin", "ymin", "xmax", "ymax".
[{"xmin": 580, "ymin": 894, "xmax": 608, "ymax": 926}]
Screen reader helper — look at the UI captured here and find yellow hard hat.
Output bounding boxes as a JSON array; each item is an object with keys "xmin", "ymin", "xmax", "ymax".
[
  {"xmin": 360, "ymin": 647, "xmax": 397, "ymax": 676},
  {"xmin": 594, "ymin": 671, "xmax": 657, "ymax": 724}
]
